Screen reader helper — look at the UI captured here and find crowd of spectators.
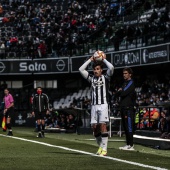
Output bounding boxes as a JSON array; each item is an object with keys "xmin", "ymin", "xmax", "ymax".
[
  {"xmin": 44, "ymin": 110, "xmax": 77, "ymax": 132},
  {"xmin": 0, "ymin": 0, "xmax": 169, "ymax": 58}
]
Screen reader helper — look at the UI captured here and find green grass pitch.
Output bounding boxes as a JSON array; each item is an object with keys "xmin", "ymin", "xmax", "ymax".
[{"xmin": 0, "ymin": 127, "xmax": 170, "ymax": 170}]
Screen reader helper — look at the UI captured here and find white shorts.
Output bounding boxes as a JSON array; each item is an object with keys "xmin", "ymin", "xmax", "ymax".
[{"xmin": 91, "ymin": 104, "xmax": 109, "ymax": 124}]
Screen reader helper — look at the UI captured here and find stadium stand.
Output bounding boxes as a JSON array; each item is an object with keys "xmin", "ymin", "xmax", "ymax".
[{"xmin": 0, "ymin": 0, "xmax": 169, "ymax": 58}]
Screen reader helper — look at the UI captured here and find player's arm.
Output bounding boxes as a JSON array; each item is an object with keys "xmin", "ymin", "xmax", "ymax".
[
  {"xmin": 120, "ymin": 81, "xmax": 135, "ymax": 97},
  {"xmin": 44, "ymin": 94, "xmax": 50, "ymax": 114},
  {"xmin": 79, "ymin": 57, "xmax": 94, "ymax": 80},
  {"xmin": 102, "ymin": 55, "xmax": 114, "ymax": 77}
]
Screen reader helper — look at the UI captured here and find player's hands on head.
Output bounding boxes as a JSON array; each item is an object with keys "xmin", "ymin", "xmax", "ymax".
[
  {"xmin": 90, "ymin": 56, "xmax": 94, "ymax": 61},
  {"xmin": 102, "ymin": 53, "xmax": 106, "ymax": 60}
]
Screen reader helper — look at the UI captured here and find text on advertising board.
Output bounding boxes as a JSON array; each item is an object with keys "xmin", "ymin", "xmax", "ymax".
[
  {"xmin": 19, "ymin": 62, "xmax": 47, "ymax": 71},
  {"xmin": 113, "ymin": 50, "xmax": 140, "ymax": 66}
]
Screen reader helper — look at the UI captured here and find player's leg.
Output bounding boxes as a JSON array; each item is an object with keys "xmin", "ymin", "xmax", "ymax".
[
  {"xmin": 119, "ymin": 109, "xmax": 129, "ymax": 149},
  {"xmin": 91, "ymin": 105, "xmax": 102, "ymax": 154},
  {"xmin": 122, "ymin": 109, "xmax": 129, "ymax": 143},
  {"xmin": 37, "ymin": 119, "xmax": 42, "ymax": 138},
  {"xmin": 6, "ymin": 109, "xmax": 13, "ymax": 136},
  {"xmin": 6, "ymin": 116, "xmax": 13, "ymax": 136},
  {"xmin": 98, "ymin": 104, "xmax": 109, "ymax": 156},
  {"xmin": 93, "ymin": 124, "xmax": 102, "ymax": 155},
  {"xmin": 126, "ymin": 109, "xmax": 135, "ymax": 149},
  {"xmin": 93, "ymin": 124, "xmax": 101, "ymax": 145},
  {"xmin": 41, "ymin": 119, "xmax": 45, "ymax": 137},
  {"xmin": 119, "ymin": 109, "xmax": 134, "ymax": 150},
  {"xmin": 99, "ymin": 123, "xmax": 108, "ymax": 156}
]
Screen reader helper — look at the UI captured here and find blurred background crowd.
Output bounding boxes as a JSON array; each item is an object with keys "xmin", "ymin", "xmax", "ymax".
[{"xmin": 0, "ymin": 0, "xmax": 169, "ymax": 58}]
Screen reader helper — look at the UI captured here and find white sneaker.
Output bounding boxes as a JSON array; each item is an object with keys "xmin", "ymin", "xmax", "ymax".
[
  {"xmin": 119, "ymin": 145, "xmax": 129, "ymax": 150},
  {"xmin": 120, "ymin": 145, "xmax": 135, "ymax": 151},
  {"xmin": 127, "ymin": 145, "xmax": 135, "ymax": 151}
]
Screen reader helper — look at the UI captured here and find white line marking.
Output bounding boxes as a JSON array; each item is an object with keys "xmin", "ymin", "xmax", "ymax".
[
  {"xmin": 134, "ymin": 135, "xmax": 170, "ymax": 142},
  {"xmin": 83, "ymin": 139, "xmax": 125, "ymax": 142},
  {"xmin": 0, "ymin": 134, "xmax": 167, "ymax": 170}
]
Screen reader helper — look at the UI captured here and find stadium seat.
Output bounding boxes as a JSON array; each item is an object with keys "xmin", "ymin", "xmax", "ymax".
[
  {"xmin": 53, "ymin": 101, "xmax": 58, "ymax": 109},
  {"xmin": 7, "ymin": 52, "xmax": 16, "ymax": 59}
]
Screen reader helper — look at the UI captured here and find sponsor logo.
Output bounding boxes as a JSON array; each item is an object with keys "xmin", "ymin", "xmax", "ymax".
[
  {"xmin": 142, "ymin": 49, "xmax": 149, "ymax": 63},
  {"xmin": 15, "ymin": 114, "xmax": 26, "ymax": 125},
  {"xmin": 0, "ymin": 62, "xmax": 6, "ymax": 73},
  {"xmin": 19, "ymin": 62, "xmax": 47, "ymax": 72},
  {"xmin": 113, "ymin": 51, "xmax": 140, "ymax": 66},
  {"xmin": 56, "ymin": 59, "xmax": 65, "ymax": 71},
  {"xmin": 142, "ymin": 48, "xmax": 167, "ymax": 63}
]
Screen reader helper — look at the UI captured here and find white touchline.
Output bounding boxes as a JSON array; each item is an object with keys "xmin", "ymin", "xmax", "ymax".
[{"xmin": 0, "ymin": 134, "xmax": 167, "ymax": 170}]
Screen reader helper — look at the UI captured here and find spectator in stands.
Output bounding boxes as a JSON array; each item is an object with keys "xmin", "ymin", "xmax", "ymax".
[
  {"xmin": 54, "ymin": 116, "xmax": 61, "ymax": 128},
  {"xmin": 67, "ymin": 114, "xmax": 76, "ymax": 131},
  {"xmin": 37, "ymin": 40, "xmax": 47, "ymax": 58},
  {"xmin": 140, "ymin": 106, "xmax": 160, "ymax": 130},
  {"xmin": 150, "ymin": 107, "xmax": 160, "ymax": 129},
  {"xmin": 0, "ymin": 3, "xmax": 3, "ymax": 17},
  {"xmin": 0, "ymin": 41, "xmax": 5, "ymax": 59},
  {"xmin": 135, "ymin": 108, "xmax": 145, "ymax": 129},
  {"xmin": 72, "ymin": 97, "xmax": 78, "ymax": 106},
  {"xmin": 0, "ymin": 0, "xmax": 169, "ymax": 57},
  {"xmin": 149, "ymin": 9, "xmax": 158, "ymax": 23},
  {"xmin": 158, "ymin": 110, "xmax": 167, "ymax": 133},
  {"xmin": 60, "ymin": 117, "xmax": 67, "ymax": 129},
  {"xmin": 160, "ymin": 109, "xmax": 170, "ymax": 138},
  {"xmin": 125, "ymin": 25, "xmax": 134, "ymax": 44}
]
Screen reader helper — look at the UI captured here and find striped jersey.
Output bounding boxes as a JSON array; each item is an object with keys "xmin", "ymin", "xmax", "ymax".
[{"xmin": 87, "ymin": 74, "xmax": 110, "ymax": 105}]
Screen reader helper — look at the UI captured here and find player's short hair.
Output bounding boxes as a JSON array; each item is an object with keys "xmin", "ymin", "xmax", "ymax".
[
  {"xmin": 36, "ymin": 87, "xmax": 42, "ymax": 90},
  {"xmin": 92, "ymin": 61, "xmax": 103, "ymax": 69},
  {"xmin": 123, "ymin": 67, "xmax": 133, "ymax": 75}
]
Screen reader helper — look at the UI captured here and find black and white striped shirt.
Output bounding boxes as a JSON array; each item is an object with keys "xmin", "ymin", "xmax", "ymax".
[
  {"xmin": 87, "ymin": 74, "xmax": 110, "ymax": 105},
  {"xmin": 79, "ymin": 59, "xmax": 114, "ymax": 106}
]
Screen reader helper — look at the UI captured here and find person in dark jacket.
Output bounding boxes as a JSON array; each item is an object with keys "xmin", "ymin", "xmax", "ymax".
[
  {"xmin": 32, "ymin": 87, "xmax": 49, "ymax": 138},
  {"xmin": 117, "ymin": 67, "xmax": 136, "ymax": 151}
]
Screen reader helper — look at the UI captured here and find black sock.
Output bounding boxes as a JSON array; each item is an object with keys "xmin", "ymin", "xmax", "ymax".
[
  {"xmin": 129, "ymin": 132, "xmax": 133, "ymax": 146},
  {"xmin": 42, "ymin": 124, "xmax": 45, "ymax": 131},
  {"xmin": 38, "ymin": 125, "xmax": 41, "ymax": 132},
  {"xmin": 7, "ymin": 123, "xmax": 12, "ymax": 131}
]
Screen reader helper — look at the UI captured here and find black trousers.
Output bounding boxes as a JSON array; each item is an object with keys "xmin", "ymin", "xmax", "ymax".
[{"xmin": 121, "ymin": 108, "xmax": 135, "ymax": 146}]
